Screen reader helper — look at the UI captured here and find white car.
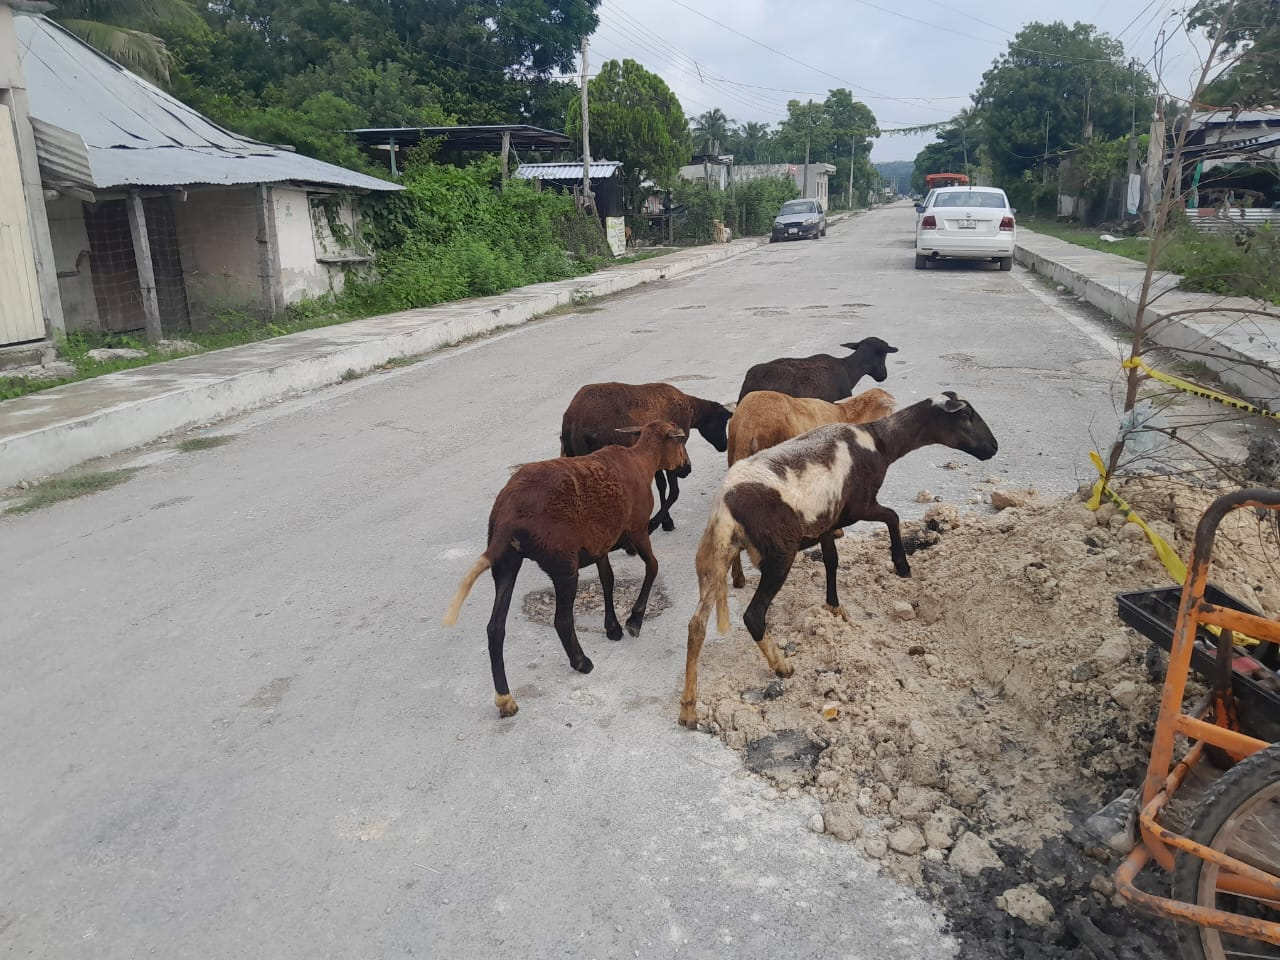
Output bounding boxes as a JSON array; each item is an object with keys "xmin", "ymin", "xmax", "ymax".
[{"xmin": 914, "ymin": 187, "xmax": 1016, "ymax": 271}]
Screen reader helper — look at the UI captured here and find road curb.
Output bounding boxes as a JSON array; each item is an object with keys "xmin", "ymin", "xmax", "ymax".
[
  {"xmin": 1014, "ymin": 236, "xmax": 1280, "ymax": 404},
  {"xmin": 0, "ymin": 238, "xmax": 767, "ymax": 489}
]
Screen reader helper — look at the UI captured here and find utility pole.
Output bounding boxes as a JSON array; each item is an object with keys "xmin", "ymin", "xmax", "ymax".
[
  {"xmin": 1042, "ymin": 111, "xmax": 1051, "ymax": 185},
  {"xmin": 802, "ymin": 99, "xmax": 812, "ymax": 198},
  {"xmin": 1124, "ymin": 58, "xmax": 1139, "ymax": 220},
  {"xmin": 847, "ymin": 134, "xmax": 855, "ymax": 210},
  {"xmin": 579, "ymin": 37, "xmax": 596, "ymax": 217}
]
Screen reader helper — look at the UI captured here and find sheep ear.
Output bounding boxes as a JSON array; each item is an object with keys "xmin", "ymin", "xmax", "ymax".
[
  {"xmin": 615, "ymin": 426, "xmax": 643, "ymax": 435},
  {"xmin": 666, "ymin": 428, "xmax": 687, "ymax": 440},
  {"xmin": 840, "ymin": 340, "xmax": 863, "ymax": 351},
  {"xmin": 884, "ymin": 344, "xmax": 899, "ymax": 354},
  {"xmin": 938, "ymin": 391, "xmax": 967, "ymax": 413}
]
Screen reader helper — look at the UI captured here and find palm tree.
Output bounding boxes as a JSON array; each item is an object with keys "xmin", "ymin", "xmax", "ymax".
[
  {"xmin": 691, "ymin": 107, "xmax": 733, "ymax": 155},
  {"xmin": 50, "ymin": 0, "xmax": 203, "ymax": 84},
  {"xmin": 733, "ymin": 121, "xmax": 772, "ymax": 162}
]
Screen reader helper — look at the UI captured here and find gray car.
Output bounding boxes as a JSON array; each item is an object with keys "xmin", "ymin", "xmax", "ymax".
[{"xmin": 770, "ymin": 199, "xmax": 826, "ymax": 241}]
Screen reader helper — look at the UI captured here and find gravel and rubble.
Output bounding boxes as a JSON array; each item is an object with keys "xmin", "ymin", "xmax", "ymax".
[{"xmin": 688, "ymin": 479, "xmax": 1280, "ymax": 958}]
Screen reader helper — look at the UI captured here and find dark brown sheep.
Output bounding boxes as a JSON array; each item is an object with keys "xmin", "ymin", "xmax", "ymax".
[
  {"xmin": 678, "ymin": 393, "xmax": 997, "ymax": 727},
  {"xmin": 560, "ymin": 382, "xmax": 734, "ymax": 533},
  {"xmin": 737, "ymin": 337, "xmax": 899, "ymax": 402},
  {"xmin": 444, "ymin": 420, "xmax": 690, "ymax": 718}
]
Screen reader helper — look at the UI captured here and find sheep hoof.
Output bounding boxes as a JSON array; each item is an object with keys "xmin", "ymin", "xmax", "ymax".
[
  {"xmin": 625, "ymin": 616, "xmax": 644, "ymax": 638},
  {"xmin": 678, "ymin": 703, "xmax": 699, "ymax": 728},
  {"xmin": 823, "ymin": 604, "xmax": 851, "ymax": 623},
  {"xmin": 775, "ymin": 657, "xmax": 794, "ymax": 678},
  {"xmin": 895, "ymin": 563, "xmax": 912, "ymax": 578},
  {"xmin": 660, "ymin": 517, "xmax": 675, "ymax": 532},
  {"xmin": 606, "ymin": 623, "xmax": 624, "ymax": 642},
  {"xmin": 574, "ymin": 656, "xmax": 594, "ymax": 675},
  {"xmin": 495, "ymin": 693, "xmax": 519, "ymax": 718},
  {"xmin": 731, "ymin": 575, "xmax": 746, "ymax": 589}
]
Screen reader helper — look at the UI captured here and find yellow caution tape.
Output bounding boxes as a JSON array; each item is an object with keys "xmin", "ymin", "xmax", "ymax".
[
  {"xmin": 1122, "ymin": 357, "xmax": 1278, "ymax": 421},
  {"xmin": 1088, "ymin": 451, "xmax": 1260, "ymax": 648},
  {"xmin": 1089, "ymin": 452, "xmax": 1188, "ymax": 583}
]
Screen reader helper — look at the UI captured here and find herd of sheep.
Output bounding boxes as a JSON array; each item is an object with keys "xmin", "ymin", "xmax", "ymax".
[{"xmin": 443, "ymin": 337, "xmax": 999, "ymax": 723}]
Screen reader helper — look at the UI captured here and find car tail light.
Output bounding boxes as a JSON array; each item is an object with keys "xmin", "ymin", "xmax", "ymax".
[
  {"xmin": 999, "ymin": 216, "xmax": 1015, "ymax": 231},
  {"xmin": 921, "ymin": 215, "xmax": 937, "ymax": 230}
]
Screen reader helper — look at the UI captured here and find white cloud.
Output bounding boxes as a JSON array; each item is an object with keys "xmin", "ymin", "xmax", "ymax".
[{"xmin": 582, "ymin": 0, "xmax": 1212, "ymax": 164}]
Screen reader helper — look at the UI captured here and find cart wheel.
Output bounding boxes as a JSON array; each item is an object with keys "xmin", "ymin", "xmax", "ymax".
[{"xmin": 1172, "ymin": 741, "xmax": 1280, "ymax": 960}]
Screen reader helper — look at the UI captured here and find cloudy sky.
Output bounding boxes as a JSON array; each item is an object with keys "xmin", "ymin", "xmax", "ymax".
[{"xmin": 581, "ymin": 0, "xmax": 1213, "ymax": 163}]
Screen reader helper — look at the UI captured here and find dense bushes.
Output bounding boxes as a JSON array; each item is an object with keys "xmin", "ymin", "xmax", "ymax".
[
  {"xmin": 339, "ymin": 158, "xmax": 607, "ymax": 314},
  {"xmin": 670, "ymin": 177, "xmax": 799, "ymax": 245},
  {"xmin": 1160, "ymin": 221, "xmax": 1280, "ymax": 303}
]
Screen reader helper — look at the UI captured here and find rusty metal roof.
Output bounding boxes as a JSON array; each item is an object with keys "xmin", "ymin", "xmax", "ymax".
[{"xmin": 15, "ymin": 15, "xmax": 400, "ymax": 192}]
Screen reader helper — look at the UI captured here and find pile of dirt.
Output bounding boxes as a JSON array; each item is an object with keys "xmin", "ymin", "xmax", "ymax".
[
  {"xmin": 522, "ymin": 577, "xmax": 672, "ymax": 631},
  {"xmin": 690, "ymin": 479, "xmax": 1280, "ymax": 958}
]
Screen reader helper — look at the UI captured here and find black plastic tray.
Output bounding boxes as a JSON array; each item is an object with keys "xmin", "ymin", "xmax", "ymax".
[{"xmin": 1116, "ymin": 584, "xmax": 1280, "ymax": 743}]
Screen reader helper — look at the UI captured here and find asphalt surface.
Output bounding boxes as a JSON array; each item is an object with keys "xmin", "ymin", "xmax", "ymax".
[{"xmin": 2, "ymin": 205, "xmax": 1126, "ymax": 959}]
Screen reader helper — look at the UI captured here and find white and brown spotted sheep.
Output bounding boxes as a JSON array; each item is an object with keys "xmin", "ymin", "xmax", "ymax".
[{"xmin": 678, "ymin": 393, "xmax": 998, "ymax": 727}]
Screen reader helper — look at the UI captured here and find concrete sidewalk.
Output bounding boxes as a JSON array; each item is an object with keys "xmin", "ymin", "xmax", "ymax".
[
  {"xmin": 0, "ymin": 238, "xmax": 767, "ymax": 489},
  {"xmin": 1015, "ymin": 229, "xmax": 1280, "ymax": 404}
]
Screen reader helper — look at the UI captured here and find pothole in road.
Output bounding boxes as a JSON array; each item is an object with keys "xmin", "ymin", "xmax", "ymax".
[
  {"xmin": 522, "ymin": 577, "xmax": 672, "ymax": 631},
  {"xmin": 674, "ymin": 304, "xmax": 705, "ymax": 311},
  {"xmin": 665, "ymin": 374, "xmax": 711, "ymax": 382},
  {"xmin": 749, "ymin": 308, "xmax": 791, "ymax": 317},
  {"xmin": 630, "ymin": 328, "xmax": 656, "ymax": 334}
]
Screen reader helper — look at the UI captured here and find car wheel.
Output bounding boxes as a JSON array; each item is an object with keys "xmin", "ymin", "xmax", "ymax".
[
  {"xmin": 999, "ymin": 257, "xmax": 1013, "ymax": 271},
  {"xmin": 914, "ymin": 254, "xmax": 927, "ymax": 270}
]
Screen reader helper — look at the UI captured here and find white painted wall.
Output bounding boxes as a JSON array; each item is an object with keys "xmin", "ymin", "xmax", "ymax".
[
  {"xmin": 273, "ymin": 187, "xmax": 354, "ymax": 303},
  {"xmin": 44, "ymin": 194, "xmax": 97, "ymax": 333},
  {"xmin": 172, "ymin": 187, "xmax": 260, "ymax": 322}
]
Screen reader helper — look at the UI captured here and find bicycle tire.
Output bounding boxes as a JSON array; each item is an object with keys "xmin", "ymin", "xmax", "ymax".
[{"xmin": 1172, "ymin": 741, "xmax": 1280, "ymax": 960}]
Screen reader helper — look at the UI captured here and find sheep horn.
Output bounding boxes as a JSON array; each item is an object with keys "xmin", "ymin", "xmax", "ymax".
[
  {"xmin": 615, "ymin": 426, "xmax": 643, "ymax": 435},
  {"xmin": 666, "ymin": 428, "xmax": 687, "ymax": 439}
]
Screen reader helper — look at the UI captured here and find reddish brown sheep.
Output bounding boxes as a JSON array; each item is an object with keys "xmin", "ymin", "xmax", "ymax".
[
  {"xmin": 560, "ymin": 382, "xmax": 734, "ymax": 534},
  {"xmin": 444, "ymin": 420, "xmax": 690, "ymax": 718}
]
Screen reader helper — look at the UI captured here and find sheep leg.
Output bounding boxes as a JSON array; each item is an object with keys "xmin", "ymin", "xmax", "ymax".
[
  {"xmin": 818, "ymin": 532, "xmax": 850, "ymax": 621},
  {"xmin": 597, "ymin": 554, "xmax": 624, "ymax": 641},
  {"xmin": 648, "ymin": 471, "xmax": 677, "ymax": 533},
  {"xmin": 867, "ymin": 503, "xmax": 910, "ymax": 577},
  {"xmin": 623, "ymin": 530, "xmax": 659, "ymax": 637},
  {"xmin": 730, "ymin": 551, "xmax": 747, "ymax": 589},
  {"xmin": 680, "ymin": 590, "xmax": 715, "ymax": 728},
  {"xmin": 552, "ymin": 570, "xmax": 594, "ymax": 675},
  {"xmin": 742, "ymin": 553, "xmax": 796, "ymax": 679},
  {"xmin": 486, "ymin": 552, "xmax": 524, "ymax": 718}
]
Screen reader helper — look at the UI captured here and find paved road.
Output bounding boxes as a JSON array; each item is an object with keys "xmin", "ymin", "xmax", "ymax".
[{"xmin": 2, "ymin": 205, "xmax": 1123, "ymax": 959}]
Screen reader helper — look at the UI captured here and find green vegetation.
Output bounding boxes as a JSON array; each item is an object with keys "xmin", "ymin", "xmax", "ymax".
[
  {"xmin": 1024, "ymin": 220, "xmax": 1280, "ymax": 304},
  {"xmin": 5, "ymin": 470, "xmax": 138, "ymax": 515},
  {"xmin": 667, "ymin": 178, "xmax": 799, "ymax": 246},
  {"xmin": 177, "ymin": 435, "xmax": 236, "ymax": 452},
  {"xmin": 1190, "ymin": 0, "xmax": 1280, "ymax": 108},
  {"xmin": 566, "ymin": 59, "xmax": 691, "ymax": 213}
]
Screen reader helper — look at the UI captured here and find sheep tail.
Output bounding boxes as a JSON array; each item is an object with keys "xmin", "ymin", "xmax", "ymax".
[
  {"xmin": 442, "ymin": 555, "xmax": 491, "ymax": 626},
  {"xmin": 694, "ymin": 500, "xmax": 736, "ymax": 636}
]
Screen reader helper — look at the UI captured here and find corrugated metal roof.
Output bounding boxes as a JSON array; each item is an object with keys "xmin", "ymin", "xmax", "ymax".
[
  {"xmin": 1189, "ymin": 109, "xmax": 1280, "ymax": 128},
  {"xmin": 14, "ymin": 15, "xmax": 400, "ymax": 192},
  {"xmin": 514, "ymin": 161, "xmax": 622, "ymax": 180}
]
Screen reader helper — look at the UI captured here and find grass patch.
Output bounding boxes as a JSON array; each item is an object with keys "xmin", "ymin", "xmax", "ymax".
[
  {"xmin": 177, "ymin": 435, "xmax": 235, "ymax": 452},
  {"xmin": 1024, "ymin": 220, "xmax": 1280, "ymax": 304},
  {"xmin": 1021, "ymin": 221, "xmax": 1150, "ymax": 261},
  {"xmin": 5, "ymin": 469, "xmax": 138, "ymax": 515},
  {"xmin": 377, "ymin": 356, "xmax": 423, "ymax": 370}
]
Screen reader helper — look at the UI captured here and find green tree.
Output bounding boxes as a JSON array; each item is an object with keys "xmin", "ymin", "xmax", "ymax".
[
  {"xmin": 691, "ymin": 108, "xmax": 734, "ymax": 155},
  {"xmin": 730, "ymin": 121, "xmax": 774, "ymax": 162},
  {"xmin": 50, "ymin": 0, "xmax": 204, "ymax": 83},
  {"xmin": 1190, "ymin": 0, "xmax": 1280, "ymax": 107},
  {"xmin": 566, "ymin": 59, "xmax": 691, "ymax": 211},
  {"xmin": 911, "ymin": 111, "xmax": 980, "ymax": 192},
  {"xmin": 973, "ymin": 22, "xmax": 1154, "ymax": 183}
]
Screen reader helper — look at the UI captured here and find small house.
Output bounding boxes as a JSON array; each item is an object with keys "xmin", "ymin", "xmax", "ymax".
[
  {"xmin": 2, "ymin": 9, "xmax": 400, "ymax": 351},
  {"xmin": 513, "ymin": 161, "xmax": 627, "ymax": 255}
]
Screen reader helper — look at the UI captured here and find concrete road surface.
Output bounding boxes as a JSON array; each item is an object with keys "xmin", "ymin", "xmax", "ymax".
[{"xmin": 2, "ymin": 206, "xmax": 1125, "ymax": 959}]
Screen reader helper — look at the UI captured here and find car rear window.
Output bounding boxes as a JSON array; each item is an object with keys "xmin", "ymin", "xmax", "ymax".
[{"xmin": 932, "ymin": 192, "xmax": 1008, "ymax": 209}]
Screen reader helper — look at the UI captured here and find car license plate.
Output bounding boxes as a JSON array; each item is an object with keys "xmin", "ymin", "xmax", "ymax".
[
  {"xmin": 788, "ymin": 227, "xmax": 798, "ymax": 234},
  {"xmin": 958, "ymin": 219, "xmax": 978, "ymax": 230}
]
